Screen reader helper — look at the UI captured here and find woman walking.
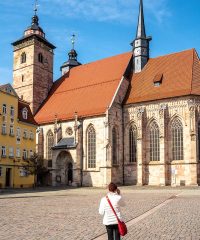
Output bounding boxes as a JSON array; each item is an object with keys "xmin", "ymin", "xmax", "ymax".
[{"xmin": 99, "ymin": 182, "xmax": 125, "ymax": 240}]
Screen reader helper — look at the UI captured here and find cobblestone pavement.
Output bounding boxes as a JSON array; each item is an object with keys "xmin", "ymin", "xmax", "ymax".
[{"xmin": 0, "ymin": 187, "xmax": 199, "ymax": 240}]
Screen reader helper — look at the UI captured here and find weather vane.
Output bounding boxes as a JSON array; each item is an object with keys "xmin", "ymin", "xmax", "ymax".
[
  {"xmin": 34, "ymin": 0, "xmax": 39, "ymax": 15},
  {"xmin": 71, "ymin": 34, "xmax": 76, "ymax": 50}
]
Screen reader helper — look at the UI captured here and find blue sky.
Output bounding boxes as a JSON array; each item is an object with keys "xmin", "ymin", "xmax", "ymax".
[{"xmin": 0, "ymin": 0, "xmax": 200, "ymax": 84}]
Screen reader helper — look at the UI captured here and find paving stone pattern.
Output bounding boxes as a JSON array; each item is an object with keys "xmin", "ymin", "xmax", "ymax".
[{"xmin": 0, "ymin": 187, "xmax": 199, "ymax": 240}]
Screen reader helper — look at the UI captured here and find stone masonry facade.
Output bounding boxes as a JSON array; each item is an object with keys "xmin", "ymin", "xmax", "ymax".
[{"xmin": 13, "ymin": 38, "xmax": 54, "ymax": 114}]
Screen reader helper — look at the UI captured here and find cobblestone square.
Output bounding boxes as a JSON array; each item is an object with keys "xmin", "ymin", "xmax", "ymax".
[{"xmin": 0, "ymin": 187, "xmax": 200, "ymax": 240}]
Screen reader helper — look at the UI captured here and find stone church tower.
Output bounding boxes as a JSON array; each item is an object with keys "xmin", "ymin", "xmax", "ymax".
[{"xmin": 12, "ymin": 9, "xmax": 56, "ymax": 114}]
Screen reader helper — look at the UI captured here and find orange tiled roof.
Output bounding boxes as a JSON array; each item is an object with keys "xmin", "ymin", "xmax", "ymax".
[
  {"xmin": 126, "ymin": 49, "xmax": 200, "ymax": 104},
  {"xmin": 35, "ymin": 52, "xmax": 132, "ymax": 124}
]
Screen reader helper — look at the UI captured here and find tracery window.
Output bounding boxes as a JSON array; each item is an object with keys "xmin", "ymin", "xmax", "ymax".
[
  {"xmin": 112, "ymin": 127, "xmax": 118, "ymax": 164},
  {"xmin": 47, "ymin": 130, "xmax": 54, "ymax": 160},
  {"xmin": 149, "ymin": 122, "xmax": 160, "ymax": 161},
  {"xmin": 21, "ymin": 52, "xmax": 26, "ymax": 64},
  {"xmin": 171, "ymin": 118, "xmax": 183, "ymax": 160},
  {"xmin": 87, "ymin": 125, "xmax": 96, "ymax": 168},
  {"xmin": 129, "ymin": 125, "xmax": 137, "ymax": 162}
]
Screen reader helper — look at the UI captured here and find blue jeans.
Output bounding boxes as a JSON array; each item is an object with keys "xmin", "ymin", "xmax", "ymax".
[{"xmin": 106, "ymin": 224, "xmax": 120, "ymax": 240}]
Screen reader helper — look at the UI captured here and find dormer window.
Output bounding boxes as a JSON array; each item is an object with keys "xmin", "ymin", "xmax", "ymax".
[
  {"xmin": 153, "ymin": 73, "xmax": 163, "ymax": 87},
  {"xmin": 38, "ymin": 53, "xmax": 43, "ymax": 63},
  {"xmin": 21, "ymin": 52, "xmax": 26, "ymax": 64},
  {"xmin": 2, "ymin": 104, "xmax": 6, "ymax": 115},
  {"xmin": 22, "ymin": 108, "xmax": 28, "ymax": 120}
]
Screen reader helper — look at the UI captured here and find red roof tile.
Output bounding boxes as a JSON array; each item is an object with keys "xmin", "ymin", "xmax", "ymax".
[
  {"xmin": 126, "ymin": 49, "xmax": 200, "ymax": 104},
  {"xmin": 35, "ymin": 52, "xmax": 132, "ymax": 124}
]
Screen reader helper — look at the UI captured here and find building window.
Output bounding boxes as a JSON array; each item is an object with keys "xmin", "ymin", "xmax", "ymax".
[
  {"xmin": 22, "ymin": 75, "xmax": 24, "ymax": 82},
  {"xmin": 23, "ymin": 130, "xmax": 28, "ymax": 139},
  {"xmin": 23, "ymin": 149, "xmax": 28, "ymax": 160},
  {"xmin": 16, "ymin": 148, "xmax": 21, "ymax": 158},
  {"xmin": 1, "ymin": 146, "xmax": 6, "ymax": 157},
  {"xmin": 22, "ymin": 108, "xmax": 28, "ymax": 120},
  {"xmin": 9, "ymin": 147, "xmax": 14, "ymax": 158},
  {"xmin": 112, "ymin": 127, "xmax": 118, "ymax": 164},
  {"xmin": 171, "ymin": 118, "xmax": 183, "ymax": 160},
  {"xmin": 2, "ymin": 104, "xmax": 6, "ymax": 115},
  {"xmin": 10, "ymin": 125, "xmax": 14, "ymax": 136},
  {"xmin": 2, "ymin": 124, "xmax": 7, "ymax": 135},
  {"xmin": 10, "ymin": 106, "xmax": 14, "ymax": 118},
  {"xmin": 149, "ymin": 122, "xmax": 160, "ymax": 161},
  {"xmin": 0, "ymin": 167, "xmax": 2, "ymax": 176},
  {"xmin": 16, "ymin": 128, "xmax": 21, "ymax": 144},
  {"xmin": 38, "ymin": 53, "xmax": 43, "ymax": 63},
  {"xmin": 87, "ymin": 125, "xmax": 96, "ymax": 168},
  {"xmin": 47, "ymin": 130, "xmax": 54, "ymax": 160},
  {"xmin": 29, "ymin": 150, "xmax": 33, "ymax": 158},
  {"xmin": 21, "ymin": 52, "xmax": 26, "ymax": 64},
  {"xmin": 30, "ymin": 131, "xmax": 34, "ymax": 140},
  {"xmin": 16, "ymin": 128, "xmax": 21, "ymax": 138},
  {"xmin": 129, "ymin": 125, "xmax": 137, "ymax": 162}
]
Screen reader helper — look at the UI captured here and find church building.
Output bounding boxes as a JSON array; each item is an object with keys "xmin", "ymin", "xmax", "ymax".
[{"xmin": 12, "ymin": 0, "xmax": 200, "ymax": 187}]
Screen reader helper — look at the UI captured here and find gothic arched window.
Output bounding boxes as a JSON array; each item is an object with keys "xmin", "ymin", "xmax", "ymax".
[
  {"xmin": 149, "ymin": 122, "xmax": 160, "ymax": 161},
  {"xmin": 87, "ymin": 125, "xmax": 96, "ymax": 168},
  {"xmin": 47, "ymin": 130, "xmax": 54, "ymax": 160},
  {"xmin": 38, "ymin": 53, "xmax": 43, "ymax": 63},
  {"xmin": 171, "ymin": 118, "xmax": 183, "ymax": 160},
  {"xmin": 21, "ymin": 52, "xmax": 26, "ymax": 64},
  {"xmin": 112, "ymin": 127, "xmax": 118, "ymax": 164},
  {"xmin": 129, "ymin": 125, "xmax": 137, "ymax": 162}
]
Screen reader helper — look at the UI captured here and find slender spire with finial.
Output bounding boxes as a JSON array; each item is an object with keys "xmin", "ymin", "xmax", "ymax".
[
  {"xmin": 71, "ymin": 34, "xmax": 75, "ymax": 50},
  {"xmin": 60, "ymin": 34, "xmax": 81, "ymax": 75},
  {"xmin": 34, "ymin": 0, "xmax": 38, "ymax": 15},
  {"xmin": 131, "ymin": 0, "xmax": 152, "ymax": 73},
  {"xmin": 136, "ymin": 0, "xmax": 146, "ymax": 39}
]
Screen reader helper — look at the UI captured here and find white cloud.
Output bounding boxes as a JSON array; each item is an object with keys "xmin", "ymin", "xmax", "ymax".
[{"xmin": 40, "ymin": 0, "xmax": 170, "ymax": 24}]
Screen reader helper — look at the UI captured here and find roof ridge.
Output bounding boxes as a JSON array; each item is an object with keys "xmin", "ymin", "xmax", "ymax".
[
  {"xmin": 54, "ymin": 78, "xmax": 120, "ymax": 95},
  {"xmin": 151, "ymin": 48, "xmax": 195, "ymax": 60},
  {"xmin": 74, "ymin": 52, "xmax": 131, "ymax": 68}
]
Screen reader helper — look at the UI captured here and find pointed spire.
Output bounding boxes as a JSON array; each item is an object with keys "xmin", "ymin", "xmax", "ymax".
[
  {"xmin": 136, "ymin": 0, "xmax": 146, "ymax": 39},
  {"xmin": 131, "ymin": 0, "xmax": 152, "ymax": 73}
]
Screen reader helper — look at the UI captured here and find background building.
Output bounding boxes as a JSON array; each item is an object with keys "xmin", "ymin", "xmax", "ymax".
[{"xmin": 0, "ymin": 84, "xmax": 37, "ymax": 188}]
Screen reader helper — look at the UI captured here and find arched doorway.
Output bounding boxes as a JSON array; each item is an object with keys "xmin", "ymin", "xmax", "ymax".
[{"xmin": 55, "ymin": 151, "xmax": 73, "ymax": 186}]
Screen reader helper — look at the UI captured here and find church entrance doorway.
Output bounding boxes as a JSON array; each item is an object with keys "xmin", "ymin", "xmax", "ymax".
[
  {"xmin": 55, "ymin": 151, "xmax": 73, "ymax": 186},
  {"xmin": 68, "ymin": 162, "xmax": 73, "ymax": 184}
]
